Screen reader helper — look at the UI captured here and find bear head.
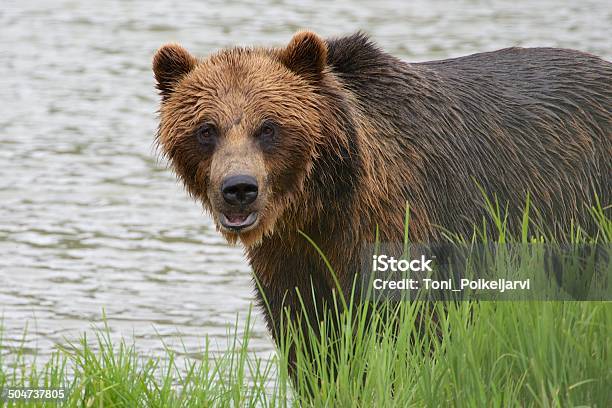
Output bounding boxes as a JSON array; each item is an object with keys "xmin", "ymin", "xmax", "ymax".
[{"xmin": 153, "ymin": 31, "xmax": 338, "ymax": 246}]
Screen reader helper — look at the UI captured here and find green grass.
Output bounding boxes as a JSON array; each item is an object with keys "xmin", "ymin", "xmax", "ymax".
[
  {"xmin": 1, "ymin": 202, "xmax": 610, "ymax": 407},
  {"xmin": 0, "ymin": 303, "xmax": 610, "ymax": 407},
  {"xmin": 1, "ymin": 311, "xmax": 282, "ymax": 407}
]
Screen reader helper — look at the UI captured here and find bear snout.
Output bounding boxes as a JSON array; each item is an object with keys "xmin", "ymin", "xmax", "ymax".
[
  {"xmin": 216, "ymin": 174, "xmax": 261, "ymax": 232},
  {"xmin": 221, "ymin": 175, "xmax": 259, "ymax": 206}
]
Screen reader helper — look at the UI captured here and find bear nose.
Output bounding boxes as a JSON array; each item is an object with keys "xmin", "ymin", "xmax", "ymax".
[{"xmin": 221, "ymin": 175, "xmax": 258, "ymax": 206}]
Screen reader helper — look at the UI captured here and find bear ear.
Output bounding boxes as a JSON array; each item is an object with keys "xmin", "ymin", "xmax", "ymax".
[
  {"xmin": 153, "ymin": 44, "xmax": 198, "ymax": 98},
  {"xmin": 280, "ymin": 31, "xmax": 328, "ymax": 81}
]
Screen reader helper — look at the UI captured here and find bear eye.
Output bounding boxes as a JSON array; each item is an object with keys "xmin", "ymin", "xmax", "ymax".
[
  {"xmin": 196, "ymin": 123, "xmax": 217, "ymax": 146},
  {"xmin": 260, "ymin": 123, "xmax": 275, "ymax": 138},
  {"xmin": 257, "ymin": 121, "xmax": 277, "ymax": 149}
]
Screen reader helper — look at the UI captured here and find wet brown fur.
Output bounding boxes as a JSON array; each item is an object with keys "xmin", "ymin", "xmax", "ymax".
[{"xmin": 154, "ymin": 31, "xmax": 611, "ymax": 366}]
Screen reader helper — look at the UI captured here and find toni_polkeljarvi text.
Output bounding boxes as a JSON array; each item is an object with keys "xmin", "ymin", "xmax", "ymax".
[{"xmin": 372, "ymin": 278, "xmax": 531, "ymax": 293}]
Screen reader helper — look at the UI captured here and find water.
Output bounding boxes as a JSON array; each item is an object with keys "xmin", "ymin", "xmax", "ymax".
[{"xmin": 1, "ymin": 0, "xmax": 610, "ymax": 362}]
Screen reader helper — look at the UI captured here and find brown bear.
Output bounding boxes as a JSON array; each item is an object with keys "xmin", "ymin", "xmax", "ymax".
[{"xmin": 153, "ymin": 31, "xmax": 611, "ymax": 364}]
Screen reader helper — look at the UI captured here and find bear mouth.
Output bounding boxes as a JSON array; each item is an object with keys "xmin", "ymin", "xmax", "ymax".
[{"xmin": 220, "ymin": 212, "xmax": 258, "ymax": 231}]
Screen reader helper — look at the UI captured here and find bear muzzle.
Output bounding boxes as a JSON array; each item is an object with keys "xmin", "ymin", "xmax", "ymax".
[{"xmin": 218, "ymin": 174, "xmax": 260, "ymax": 232}]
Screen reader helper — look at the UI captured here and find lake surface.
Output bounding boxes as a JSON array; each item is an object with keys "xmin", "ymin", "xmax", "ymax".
[{"xmin": 1, "ymin": 0, "xmax": 610, "ymax": 362}]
